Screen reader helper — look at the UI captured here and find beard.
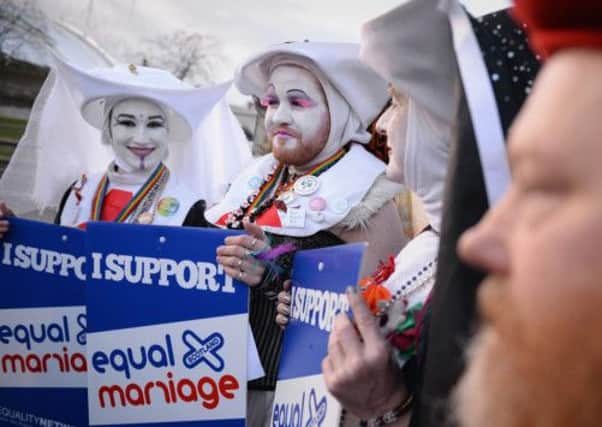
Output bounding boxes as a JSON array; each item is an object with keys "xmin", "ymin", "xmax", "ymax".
[
  {"xmin": 268, "ymin": 116, "xmax": 330, "ymax": 167},
  {"xmin": 271, "ymin": 137, "xmax": 318, "ymax": 166},
  {"xmin": 454, "ymin": 276, "xmax": 602, "ymax": 427}
]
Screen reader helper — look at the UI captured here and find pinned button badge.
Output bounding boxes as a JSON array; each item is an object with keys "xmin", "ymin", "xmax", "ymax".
[
  {"xmin": 157, "ymin": 197, "xmax": 179, "ymax": 217},
  {"xmin": 293, "ymin": 175, "xmax": 320, "ymax": 196},
  {"xmin": 309, "ymin": 196, "xmax": 326, "ymax": 211},
  {"xmin": 313, "ymin": 212, "xmax": 325, "ymax": 223},
  {"xmin": 331, "ymin": 198, "xmax": 349, "ymax": 214},
  {"xmin": 136, "ymin": 212, "xmax": 153, "ymax": 224}
]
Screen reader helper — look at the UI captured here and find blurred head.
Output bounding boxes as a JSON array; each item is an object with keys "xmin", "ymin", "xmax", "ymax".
[
  {"xmin": 106, "ymin": 98, "xmax": 170, "ymax": 172},
  {"xmin": 262, "ymin": 65, "xmax": 330, "ymax": 166},
  {"xmin": 455, "ymin": 50, "xmax": 602, "ymax": 427},
  {"xmin": 375, "ymin": 83, "xmax": 450, "ymax": 231},
  {"xmin": 375, "ymin": 84, "xmax": 409, "ymax": 182}
]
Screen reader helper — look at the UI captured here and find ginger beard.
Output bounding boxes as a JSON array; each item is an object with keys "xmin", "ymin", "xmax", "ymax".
[
  {"xmin": 109, "ymin": 98, "xmax": 169, "ymax": 172},
  {"xmin": 454, "ymin": 51, "xmax": 602, "ymax": 427},
  {"xmin": 453, "ymin": 277, "xmax": 533, "ymax": 427},
  {"xmin": 263, "ymin": 65, "xmax": 330, "ymax": 166},
  {"xmin": 455, "ymin": 231, "xmax": 602, "ymax": 427}
]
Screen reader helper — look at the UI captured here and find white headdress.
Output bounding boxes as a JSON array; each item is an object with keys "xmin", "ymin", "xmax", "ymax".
[
  {"xmin": 0, "ymin": 57, "xmax": 251, "ymax": 216},
  {"xmin": 235, "ymin": 42, "xmax": 389, "ymax": 166},
  {"xmin": 360, "ymin": 0, "xmax": 459, "ymax": 232}
]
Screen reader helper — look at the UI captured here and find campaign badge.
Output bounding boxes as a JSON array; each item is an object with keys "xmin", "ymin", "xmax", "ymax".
[
  {"xmin": 157, "ymin": 197, "xmax": 180, "ymax": 217},
  {"xmin": 293, "ymin": 176, "xmax": 320, "ymax": 196}
]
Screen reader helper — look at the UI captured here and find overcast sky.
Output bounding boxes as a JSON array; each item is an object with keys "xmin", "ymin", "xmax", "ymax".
[{"xmin": 35, "ymin": 0, "xmax": 511, "ymax": 105}]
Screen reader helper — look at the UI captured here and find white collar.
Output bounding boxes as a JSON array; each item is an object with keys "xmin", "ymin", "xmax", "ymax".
[{"xmin": 205, "ymin": 144, "xmax": 386, "ymax": 237}]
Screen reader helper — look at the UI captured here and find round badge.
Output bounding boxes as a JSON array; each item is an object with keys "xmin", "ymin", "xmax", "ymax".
[
  {"xmin": 293, "ymin": 175, "xmax": 320, "ymax": 196},
  {"xmin": 157, "ymin": 197, "xmax": 180, "ymax": 217},
  {"xmin": 309, "ymin": 196, "xmax": 327, "ymax": 211},
  {"xmin": 248, "ymin": 176, "xmax": 262, "ymax": 189},
  {"xmin": 137, "ymin": 212, "xmax": 153, "ymax": 224},
  {"xmin": 313, "ymin": 212, "xmax": 325, "ymax": 223},
  {"xmin": 331, "ymin": 198, "xmax": 349, "ymax": 214}
]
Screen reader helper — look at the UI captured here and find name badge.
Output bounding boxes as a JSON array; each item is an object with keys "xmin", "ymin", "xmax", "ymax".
[{"xmin": 282, "ymin": 206, "xmax": 306, "ymax": 228}]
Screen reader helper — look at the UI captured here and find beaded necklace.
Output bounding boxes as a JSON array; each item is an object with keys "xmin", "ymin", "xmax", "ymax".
[
  {"xmin": 359, "ymin": 254, "xmax": 437, "ymax": 317},
  {"xmin": 376, "ymin": 259, "xmax": 437, "ymax": 316},
  {"xmin": 225, "ymin": 148, "xmax": 347, "ymax": 229}
]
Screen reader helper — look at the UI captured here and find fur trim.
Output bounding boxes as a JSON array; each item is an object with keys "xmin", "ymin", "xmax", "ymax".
[{"xmin": 335, "ymin": 173, "xmax": 403, "ymax": 231}]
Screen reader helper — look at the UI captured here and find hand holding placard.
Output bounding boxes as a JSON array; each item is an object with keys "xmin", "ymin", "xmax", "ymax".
[{"xmin": 322, "ymin": 287, "xmax": 409, "ymax": 420}]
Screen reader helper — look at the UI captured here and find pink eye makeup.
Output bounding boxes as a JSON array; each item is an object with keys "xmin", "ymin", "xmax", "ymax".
[
  {"xmin": 286, "ymin": 89, "xmax": 316, "ymax": 108},
  {"xmin": 289, "ymin": 96, "xmax": 316, "ymax": 108},
  {"xmin": 260, "ymin": 95, "xmax": 279, "ymax": 108},
  {"xmin": 261, "ymin": 87, "xmax": 317, "ymax": 109}
]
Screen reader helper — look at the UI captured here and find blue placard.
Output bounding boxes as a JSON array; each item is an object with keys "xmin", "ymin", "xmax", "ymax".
[
  {"xmin": 85, "ymin": 222, "xmax": 248, "ymax": 426},
  {"xmin": 0, "ymin": 217, "xmax": 88, "ymax": 427},
  {"xmin": 271, "ymin": 243, "xmax": 365, "ymax": 427},
  {"xmin": 278, "ymin": 243, "xmax": 365, "ymax": 379}
]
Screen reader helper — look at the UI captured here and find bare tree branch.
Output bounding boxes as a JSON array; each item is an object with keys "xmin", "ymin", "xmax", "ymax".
[
  {"xmin": 126, "ymin": 30, "xmax": 224, "ymax": 87},
  {"xmin": 0, "ymin": 0, "xmax": 51, "ymax": 58}
]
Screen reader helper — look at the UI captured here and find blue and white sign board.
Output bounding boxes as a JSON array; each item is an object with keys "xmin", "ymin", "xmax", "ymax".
[
  {"xmin": 271, "ymin": 243, "xmax": 366, "ymax": 427},
  {"xmin": 0, "ymin": 218, "xmax": 88, "ymax": 427},
  {"xmin": 85, "ymin": 222, "xmax": 248, "ymax": 427}
]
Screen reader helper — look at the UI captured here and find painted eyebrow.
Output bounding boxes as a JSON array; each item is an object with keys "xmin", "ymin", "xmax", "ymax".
[
  {"xmin": 116, "ymin": 113, "xmax": 136, "ymax": 120},
  {"xmin": 147, "ymin": 115, "xmax": 165, "ymax": 121},
  {"xmin": 286, "ymin": 89, "xmax": 310, "ymax": 97}
]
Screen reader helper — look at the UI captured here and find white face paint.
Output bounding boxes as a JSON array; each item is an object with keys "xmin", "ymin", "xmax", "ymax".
[
  {"xmin": 262, "ymin": 65, "xmax": 330, "ymax": 166},
  {"xmin": 375, "ymin": 85, "xmax": 409, "ymax": 183},
  {"xmin": 109, "ymin": 98, "xmax": 169, "ymax": 172}
]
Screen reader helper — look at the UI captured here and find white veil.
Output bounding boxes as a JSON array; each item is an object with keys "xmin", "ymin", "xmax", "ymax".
[{"xmin": 0, "ymin": 57, "xmax": 251, "ymax": 218}]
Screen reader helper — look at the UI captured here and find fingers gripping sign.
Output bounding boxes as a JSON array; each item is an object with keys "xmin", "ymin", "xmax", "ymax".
[
  {"xmin": 275, "ymin": 279, "xmax": 292, "ymax": 329},
  {"xmin": 322, "ymin": 286, "xmax": 408, "ymax": 420},
  {"xmin": 216, "ymin": 219, "xmax": 270, "ymax": 287},
  {"xmin": 241, "ymin": 220, "xmax": 270, "ymax": 252},
  {"xmin": 0, "ymin": 201, "xmax": 15, "ymax": 240}
]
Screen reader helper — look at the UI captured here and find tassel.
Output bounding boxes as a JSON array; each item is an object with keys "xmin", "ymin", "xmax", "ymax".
[{"xmin": 254, "ymin": 242, "xmax": 297, "ymax": 261}]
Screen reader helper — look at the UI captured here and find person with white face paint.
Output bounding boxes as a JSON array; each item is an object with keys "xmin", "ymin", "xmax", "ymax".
[
  {"xmin": 108, "ymin": 99, "xmax": 169, "ymax": 174},
  {"xmin": 205, "ymin": 42, "xmax": 405, "ymax": 426},
  {"xmin": 0, "ymin": 59, "xmax": 250, "ymax": 230},
  {"xmin": 54, "ymin": 95, "xmax": 188, "ymax": 228}
]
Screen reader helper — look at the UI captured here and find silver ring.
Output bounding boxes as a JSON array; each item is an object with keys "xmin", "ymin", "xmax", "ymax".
[
  {"xmin": 250, "ymin": 238, "xmax": 258, "ymax": 248},
  {"xmin": 238, "ymin": 270, "xmax": 245, "ymax": 279},
  {"xmin": 237, "ymin": 259, "xmax": 243, "ymax": 267}
]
